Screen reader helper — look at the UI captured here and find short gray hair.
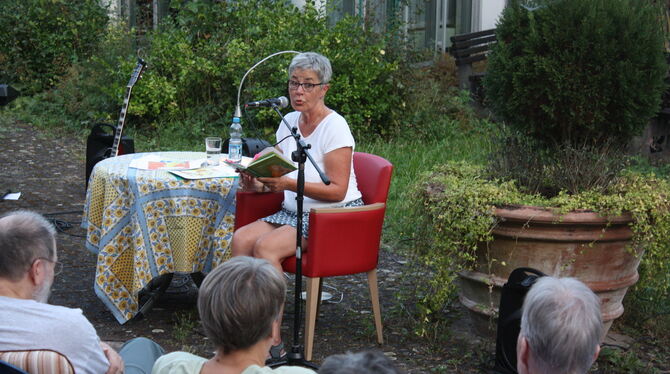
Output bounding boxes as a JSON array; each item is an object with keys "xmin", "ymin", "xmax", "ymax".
[
  {"xmin": 288, "ymin": 52, "xmax": 332, "ymax": 84},
  {"xmin": 319, "ymin": 350, "xmax": 402, "ymax": 374},
  {"xmin": 0, "ymin": 210, "xmax": 56, "ymax": 281},
  {"xmin": 197, "ymin": 256, "xmax": 286, "ymax": 354},
  {"xmin": 520, "ymin": 276, "xmax": 603, "ymax": 374}
]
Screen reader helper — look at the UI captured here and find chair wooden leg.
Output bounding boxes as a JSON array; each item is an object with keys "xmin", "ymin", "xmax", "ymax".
[
  {"xmin": 304, "ymin": 277, "xmax": 320, "ymax": 361},
  {"xmin": 367, "ymin": 269, "xmax": 384, "ymax": 344},
  {"xmin": 316, "ymin": 278, "xmax": 324, "ymax": 323}
]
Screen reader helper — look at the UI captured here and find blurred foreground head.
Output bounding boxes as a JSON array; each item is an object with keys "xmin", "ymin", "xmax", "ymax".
[
  {"xmin": 197, "ymin": 256, "xmax": 286, "ymax": 354},
  {"xmin": 320, "ymin": 350, "xmax": 402, "ymax": 374}
]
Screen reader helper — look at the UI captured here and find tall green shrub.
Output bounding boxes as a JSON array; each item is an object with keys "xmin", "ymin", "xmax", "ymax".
[
  {"xmin": 0, "ymin": 0, "xmax": 108, "ymax": 94},
  {"xmin": 484, "ymin": 0, "xmax": 667, "ymax": 148}
]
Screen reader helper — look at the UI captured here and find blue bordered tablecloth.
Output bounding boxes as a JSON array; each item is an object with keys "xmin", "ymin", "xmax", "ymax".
[{"xmin": 82, "ymin": 152, "xmax": 238, "ymax": 323}]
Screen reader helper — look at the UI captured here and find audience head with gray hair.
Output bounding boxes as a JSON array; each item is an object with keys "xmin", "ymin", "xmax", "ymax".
[
  {"xmin": 197, "ymin": 255, "xmax": 286, "ymax": 354},
  {"xmin": 319, "ymin": 350, "xmax": 402, "ymax": 374},
  {"xmin": 0, "ymin": 210, "xmax": 57, "ymax": 302},
  {"xmin": 517, "ymin": 276, "xmax": 603, "ymax": 374}
]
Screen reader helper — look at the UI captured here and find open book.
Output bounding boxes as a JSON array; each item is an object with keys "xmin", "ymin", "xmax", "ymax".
[{"xmin": 225, "ymin": 147, "xmax": 297, "ymax": 178}]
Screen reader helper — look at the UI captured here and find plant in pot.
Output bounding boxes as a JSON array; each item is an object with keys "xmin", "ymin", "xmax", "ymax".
[{"xmin": 410, "ymin": 0, "xmax": 670, "ymax": 338}]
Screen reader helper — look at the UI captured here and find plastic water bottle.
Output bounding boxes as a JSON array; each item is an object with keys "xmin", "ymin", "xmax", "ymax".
[{"xmin": 227, "ymin": 117, "xmax": 243, "ymax": 162}]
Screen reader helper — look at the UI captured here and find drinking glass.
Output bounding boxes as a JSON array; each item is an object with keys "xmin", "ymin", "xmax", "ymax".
[{"xmin": 205, "ymin": 137, "xmax": 222, "ymax": 166}]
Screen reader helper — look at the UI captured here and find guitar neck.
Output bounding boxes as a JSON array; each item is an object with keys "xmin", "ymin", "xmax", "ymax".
[
  {"xmin": 109, "ymin": 58, "xmax": 145, "ymax": 158},
  {"xmin": 110, "ymin": 85, "xmax": 133, "ymax": 157}
]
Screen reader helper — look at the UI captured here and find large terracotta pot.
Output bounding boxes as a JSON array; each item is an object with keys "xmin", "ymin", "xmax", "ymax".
[{"xmin": 458, "ymin": 205, "xmax": 642, "ymax": 337}]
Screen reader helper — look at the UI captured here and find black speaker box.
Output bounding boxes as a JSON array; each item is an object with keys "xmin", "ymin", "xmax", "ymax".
[
  {"xmin": 85, "ymin": 123, "xmax": 135, "ymax": 188},
  {"xmin": 0, "ymin": 84, "xmax": 19, "ymax": 106},
  {"xmin": 223, "ymin": 137, "xmax": 272, "ymax": 157}
]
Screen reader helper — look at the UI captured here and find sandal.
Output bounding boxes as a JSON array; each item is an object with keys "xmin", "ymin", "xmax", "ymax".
[{"xmin": 265, "ymin": 342, "xmax": 287, "ymax": 365}]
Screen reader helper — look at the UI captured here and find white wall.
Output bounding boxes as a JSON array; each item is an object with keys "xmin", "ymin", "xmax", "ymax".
[
  {"xmin": 99, "ymin": 0, "xmax": 121, "ymax": 19},
  {"xmin": 290, "ymin": 0, "xmax": 327, "ymax": 13},
  {"xmin": 481, "ymin": 0, "xmax": 505, "ymax": 30}
]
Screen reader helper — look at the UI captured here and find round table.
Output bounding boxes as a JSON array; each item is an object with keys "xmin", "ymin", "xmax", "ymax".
[{"xmin": 82, "ymin": 152, "xmax": 238, "ymax": 323}]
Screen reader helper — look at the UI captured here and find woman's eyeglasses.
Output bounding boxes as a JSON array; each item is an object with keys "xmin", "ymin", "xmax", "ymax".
[{"xmin": 287, "ymin": 80, "xmax": 325, "ymax": 92}]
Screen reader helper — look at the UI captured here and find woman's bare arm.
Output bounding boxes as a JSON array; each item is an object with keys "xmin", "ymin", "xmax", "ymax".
[{"xmin": 257, "ymin": 147, "xmax": 352, "ymax": 202}]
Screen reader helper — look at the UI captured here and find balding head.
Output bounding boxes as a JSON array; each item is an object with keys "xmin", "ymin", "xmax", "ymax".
[{"xmin": 0, "ymin": 210, "xmax": 56, "ymax": 281}]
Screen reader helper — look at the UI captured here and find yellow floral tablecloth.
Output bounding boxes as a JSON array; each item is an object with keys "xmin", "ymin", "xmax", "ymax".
[{"xmin": 82, "ymin": 152, "xmax": 237, "ymax": 323}]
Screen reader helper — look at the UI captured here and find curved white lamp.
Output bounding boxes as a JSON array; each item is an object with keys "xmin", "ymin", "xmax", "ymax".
[{"xmin": 234, "ymin": 50, "xmax": 301, "ymax": 119}]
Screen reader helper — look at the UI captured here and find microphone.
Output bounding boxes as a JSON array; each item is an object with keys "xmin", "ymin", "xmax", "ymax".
[{"xmin": 245, "ymin": 96, "xmax": 289, "ymax": 109}]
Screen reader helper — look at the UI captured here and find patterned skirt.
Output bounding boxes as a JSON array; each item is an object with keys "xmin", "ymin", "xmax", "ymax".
[{"xmin": 261, "ymin": 198, "xmax": 364, "ymax": 238}]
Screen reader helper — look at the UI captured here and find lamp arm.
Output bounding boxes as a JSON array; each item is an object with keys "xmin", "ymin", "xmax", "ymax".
[{"xmin": 234, "ymin": 50, "xmax": 301, "ymax": 118}]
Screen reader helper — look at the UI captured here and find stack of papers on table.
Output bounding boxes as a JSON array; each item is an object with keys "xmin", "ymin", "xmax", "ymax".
[
  {"xmin": 169, "ymin": 157, "xmax": 253, "ymax": 179},
  {"xmin": 129, "ymin": 155, "xmax": 253, "ymax": 179},
  {"xmin": 169, "ymin": 164, "xmax": 240, "ymax": 179}
]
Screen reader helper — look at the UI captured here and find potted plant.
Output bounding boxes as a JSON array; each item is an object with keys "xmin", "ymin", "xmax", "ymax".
[{"xmin": 411, "ymin": 0, "xmax": 670, "ymax": 336}]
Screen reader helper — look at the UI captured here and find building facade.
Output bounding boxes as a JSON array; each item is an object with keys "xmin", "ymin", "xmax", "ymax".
[
  {"xmin": 322, "ymin": 0, "xmax": 506, "ymax": 52},
  {"xmin": 101, "ymin": 0, "xmax": 506, "ymax": 52}
]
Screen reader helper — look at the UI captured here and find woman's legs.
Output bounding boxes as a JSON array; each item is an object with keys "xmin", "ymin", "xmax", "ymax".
[
  {"xmin": 252, "ymin": 225, "xmax": 307, "ymax": 275},
  {"xmin": 231, "ymin": 221, "xmax": 307, "ymax": 275},
  {"xmin": 230, "ymin": 220, "xmax": 277, "ymax": 257},
  {"xmin": 118, "ymin": 337, "xmax": 165, "ymax": 374}
]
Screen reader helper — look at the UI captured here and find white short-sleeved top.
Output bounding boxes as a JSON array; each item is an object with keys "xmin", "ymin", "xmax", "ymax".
[
  {"xmin": 275, "ymin": 111, "xmax": 362, "ymax": 212},
  {"xmin": 0, "ymin": 296, "xmax": 109, "ymax": 374},
  {"xmin": 152, "ymin": 351, "xmax": 317, "ymax": 374}
]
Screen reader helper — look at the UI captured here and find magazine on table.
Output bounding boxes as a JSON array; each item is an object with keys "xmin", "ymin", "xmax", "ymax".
[{"xmin": 169, "ymin": 164, "xmax": 241, "ymax": 179}]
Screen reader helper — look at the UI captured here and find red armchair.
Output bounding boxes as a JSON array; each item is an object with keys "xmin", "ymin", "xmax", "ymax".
[{"xmin": 234, "ymin": 152, "xmax": 393, "ymax": 360}]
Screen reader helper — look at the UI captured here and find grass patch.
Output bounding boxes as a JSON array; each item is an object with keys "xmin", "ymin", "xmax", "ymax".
[
  {"xmin": 172, "ymin": 309, "xmax": 199, "ymax": 353},
  {"xmin": 358, "ymin": 117, "xmax": 497, "ymax": 245},
  {"xmin": 596, "ymin": 347, "xmax": 659, "ymax": 374}
]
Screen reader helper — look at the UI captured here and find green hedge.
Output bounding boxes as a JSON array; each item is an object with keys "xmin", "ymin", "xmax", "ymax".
[
  {"xmin": 0, "ymin": 0, "xmax": 108, "ymax": 94},
  {"xmin": 45, "ymin": 0, "xmax": 406, "ymax": 141}
]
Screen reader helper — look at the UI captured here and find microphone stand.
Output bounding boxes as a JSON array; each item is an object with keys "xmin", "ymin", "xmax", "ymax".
[{"xmin": 269, "ymin": 104, "xmax": 329, "ymax": 370}]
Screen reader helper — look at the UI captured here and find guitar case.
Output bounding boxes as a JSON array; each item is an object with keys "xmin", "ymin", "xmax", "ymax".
[
  {"xmin": 85, "ymin": 123, "xmax": 135, "ymax": 188},
  {"xmin": 492, "ymin": 267, "xmax": 546, "ymax": 374}
]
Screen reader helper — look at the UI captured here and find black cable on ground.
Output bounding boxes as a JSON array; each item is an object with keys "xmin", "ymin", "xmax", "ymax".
[
  {"xmin": 44, "ymin": 210, "xmax": 83, "ymax": 216},
  {"xmin": 44, "ymin": 210, "xmax": 86, "ymax": 238}
]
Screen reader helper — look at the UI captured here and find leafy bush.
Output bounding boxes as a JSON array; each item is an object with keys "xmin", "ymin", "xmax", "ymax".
[
  {"xmin": 9, "ymin": 23, "xmax": 138, "ymax": 136},
  {"xmin": 0, "ymin": 0, "xmax": 108, "ymax": 94},
  {"xmin": 44, "ymin": 0, "xmax": 405, "ymax": 141},
  {"xmin": 484, "ymin": 0, "xmax": 667, "ymax": 148},
  {"xmin": 397, "ymin": 62, "xmax": 481, "ymax": 140}
]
